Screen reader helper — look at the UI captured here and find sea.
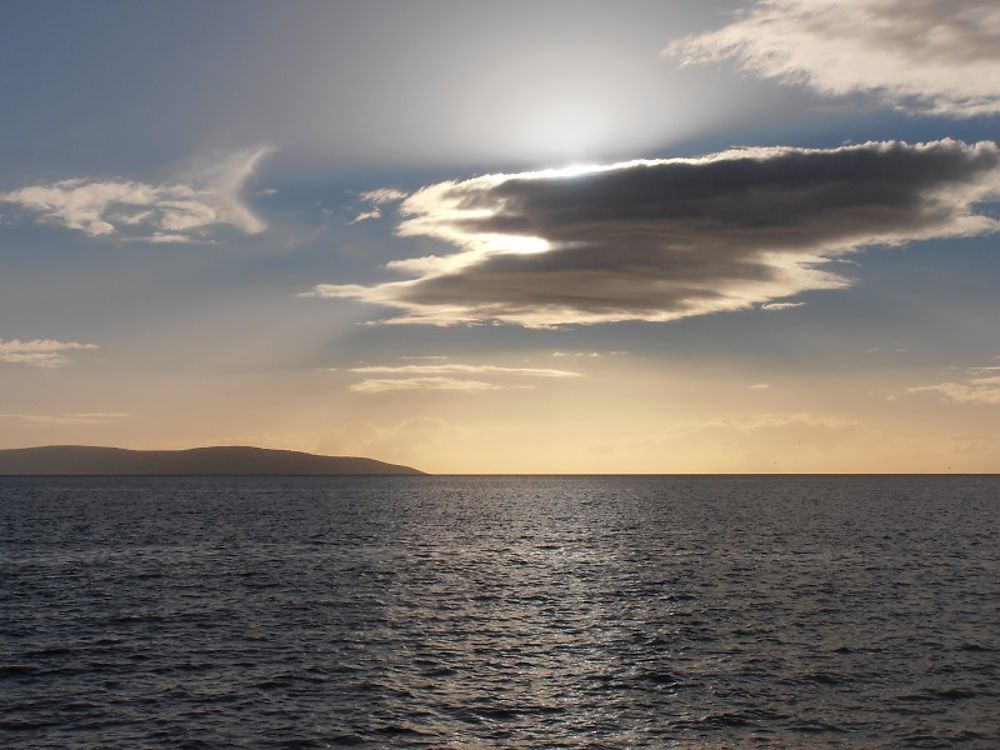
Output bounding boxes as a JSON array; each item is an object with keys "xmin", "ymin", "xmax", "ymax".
[{"xmin": 1, "ymin": 475, "xmax": 997, "ymax": 749}]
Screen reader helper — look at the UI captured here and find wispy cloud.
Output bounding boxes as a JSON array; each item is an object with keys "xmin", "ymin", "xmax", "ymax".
[
  {"xmin": 666, "ymin": 0, "xmax": 1000, "ymax": 118},
  {"xmin": 692, "ymin": 413, "xmax": 861, "ymax": 433},
  {"xmin": 761, "ymin": 302, "xmax": 804, "ymax": 311},
  {"xmin": 0, "ymin": 148, "xmax": 271, "ymax": 242},
  {"xmin": 306, "ymin": 140, "xmax": 1000, "ymax": 327},
  {"xmin": 349, "ymin": 376, "xmax": 510, "ymax": 394},
  {"xmin": 349, "ymin": 187, "xmax": 408, "ymax": 224},
  {"xmin": 906, "ymin": 374, "xmax": 1000, "ymax": 405},
  {"xmin": 349, "ymin": 208, "xmax": 383, "ymax": 224},
  {"xmin": 360, "ymin": 188, "xmax": 407, "ymax": 204},
  {"xmin": 750, "ymin": 383, "xmax": 770, "ymax": 390},
  {"xmin": 346, "ymin": 360, "xmax": 582, "ymax": 393},
  {"xmin": 349, "ymin": 364, "xmax": 581, "ymax": 378},
  {"xmin": 552, "ymin": 351, "xmax": 628, "ymax": 358},
  {"xmin": 0, "ymin": 339, "xmax": 99, "ymax": 368},
  {"xmin": 0, "ymin": 412, "xmax": 128, "ymax": 425}
]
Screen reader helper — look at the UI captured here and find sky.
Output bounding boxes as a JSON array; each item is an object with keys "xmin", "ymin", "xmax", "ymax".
[{"xmin": 1, "ymin": 0, "xmax": 999, "ymax": 473}]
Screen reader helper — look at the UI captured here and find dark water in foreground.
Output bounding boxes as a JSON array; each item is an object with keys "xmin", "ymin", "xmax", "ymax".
[{"xmin": 1, "ymin": 476, "xmax": 998, "ymax": 749}]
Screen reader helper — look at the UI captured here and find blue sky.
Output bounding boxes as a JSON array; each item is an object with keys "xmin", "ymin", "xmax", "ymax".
[{"xmin": 1, "ymin": 0, "xmax": 998, "ymax": 472}]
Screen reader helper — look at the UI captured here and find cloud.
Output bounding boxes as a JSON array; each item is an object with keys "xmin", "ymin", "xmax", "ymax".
[
  {"xmin": 346, "ymin": 360, "xmax": 581, "ymax": 393},
  {"xmin": 349, "ymin": 363, "xmax": 581, "ymax": 378},
  {"xmin": 0, "ymin": 412, "xmax": 128, "ymax": 426},
  {"xmin": 906, "ymin": 374, "xmax": 1000, "ymax": 405},
  {"xmin": 360, "ymin": 188, "xmax": 407, "ymax": 204},
  {"xmin": 665, "ymin": 0, "xmax": 1000, "ymax": 118},
  {"xmin": 349, "ymin": 376, "xmax": 510, "ymax": 393},
  {"xmin": 552, "ymin": 350, "xmax": 628, "ymax": 358},
  {"xmin": 349, "ymin": 187, "xmax": 409, "ymax": 224},
  {"xmin": 0, "ymin": 339, "xmax": 99, "ymax": 368},
  {"xmin": 761, "ymin": 301, "xmax": 804, "ymax": 311},
  {"xmin": 0, "ymin": 148, "xmax": 271, "ymax": 242},
  {"xmin": 306, "ymin": 140, "xmax": 1000, "ymax": 327},
  {"xmin": 750, "ymin": 383, "xmax": 770, "ymax": 390},
  {"xmin": 349, "ymin": 208, "xmax": 382, "ymax": 224}
]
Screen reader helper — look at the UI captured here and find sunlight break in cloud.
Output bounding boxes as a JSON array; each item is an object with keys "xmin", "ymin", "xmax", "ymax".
[
  {"xmin": 0, "ymin": 339, "xmax": 99, "ymax": 368},
  {"xmin": 0, "ymin": 148, "xmax": 271, "ymax": 242},
  {"xmin": 665, "ymin": 0, "xmax": 1000, "ymax": 118},
  {"xmin": 306, "ymin": 140, "xmax": 1000, "ymax": 328}
]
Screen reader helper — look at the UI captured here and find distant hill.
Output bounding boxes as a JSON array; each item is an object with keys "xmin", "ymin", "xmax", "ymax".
[{"xmin": 0, "ymin": 446, "xmax": 424, "ymax": 476}]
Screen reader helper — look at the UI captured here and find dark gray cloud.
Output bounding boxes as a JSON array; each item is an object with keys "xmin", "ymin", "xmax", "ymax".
[
  {"xmin": 666, "ymin": 0, "xmax": 1000, "ymax": 117},
  {"xmin": 308, "ymin": 140, "xmax": 1000, "ymax": 327}
]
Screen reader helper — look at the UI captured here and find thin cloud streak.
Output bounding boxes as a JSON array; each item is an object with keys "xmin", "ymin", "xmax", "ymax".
[
  {"xmin": 0, "ymin": 339, "xmax": 99, "ymax": 368},
  {"xmin": 349, "ymin": 187, "xmax": 409, "ymax": 224},
  {"xmin": 349, "ymin": 364, "xmax": 581, "ymax": 378},
  {"xmin": 349, "ymin": 377, "xmax": 512, "ymax": 394},
  {"xmin": 0, "ymin": 412, "xmax": 128, "ymax": 426},
  {"xmin": 360, "ymin": 188, "xmax": 407, "ymax": 204},
  {"xmin": 307, "ymin": 140, "xmax": 1000, "ymax": 327},
  {"xmin": 666, "ymin": 0, "xmax": 1000, "ymax": 117},
  {"xmin": 346, "ymin": 361, "xmax": 583, "ymax": 393},
  {"xmin": 907, "ymin": 374, "xmax": 1000, "ymax": 405}
]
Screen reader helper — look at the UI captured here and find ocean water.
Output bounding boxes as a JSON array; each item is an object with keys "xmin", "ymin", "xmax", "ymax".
[{"xmin": 1, "ymin": 475, "xmax": 998, "ymax": 749}]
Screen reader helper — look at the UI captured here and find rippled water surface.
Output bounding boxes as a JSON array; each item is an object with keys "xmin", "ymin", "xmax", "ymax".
[{"xmin": 2, "ymin": 475, "xmax": 998, "ymax": 748}]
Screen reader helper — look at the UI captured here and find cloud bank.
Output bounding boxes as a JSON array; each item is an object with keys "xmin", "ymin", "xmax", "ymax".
[
  {"xmin": 1, "ymin": 148, "xmax": 270, "ymax": 242},
  {"xmin": 308, "ymin": 140, "xmax": 1000, "ymax": 327},
  {"xmin": 665, "ymin": 0, "xmax": 1000, "ymax": 117},
  {"xmin": 0, "ymin": 339, "xmax": 99, "ymax": 368}
]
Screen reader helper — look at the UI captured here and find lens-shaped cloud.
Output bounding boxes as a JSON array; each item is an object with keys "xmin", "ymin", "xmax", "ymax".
[{"xmin": 307, "ymin": 139, "xmax": 1000, "ymax": 328}]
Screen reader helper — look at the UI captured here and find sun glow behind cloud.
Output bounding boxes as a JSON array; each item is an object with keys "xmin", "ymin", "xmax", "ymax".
[{"xmin": 306, "ymin": 140, "xmax": 1000, "ymax": 328}]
